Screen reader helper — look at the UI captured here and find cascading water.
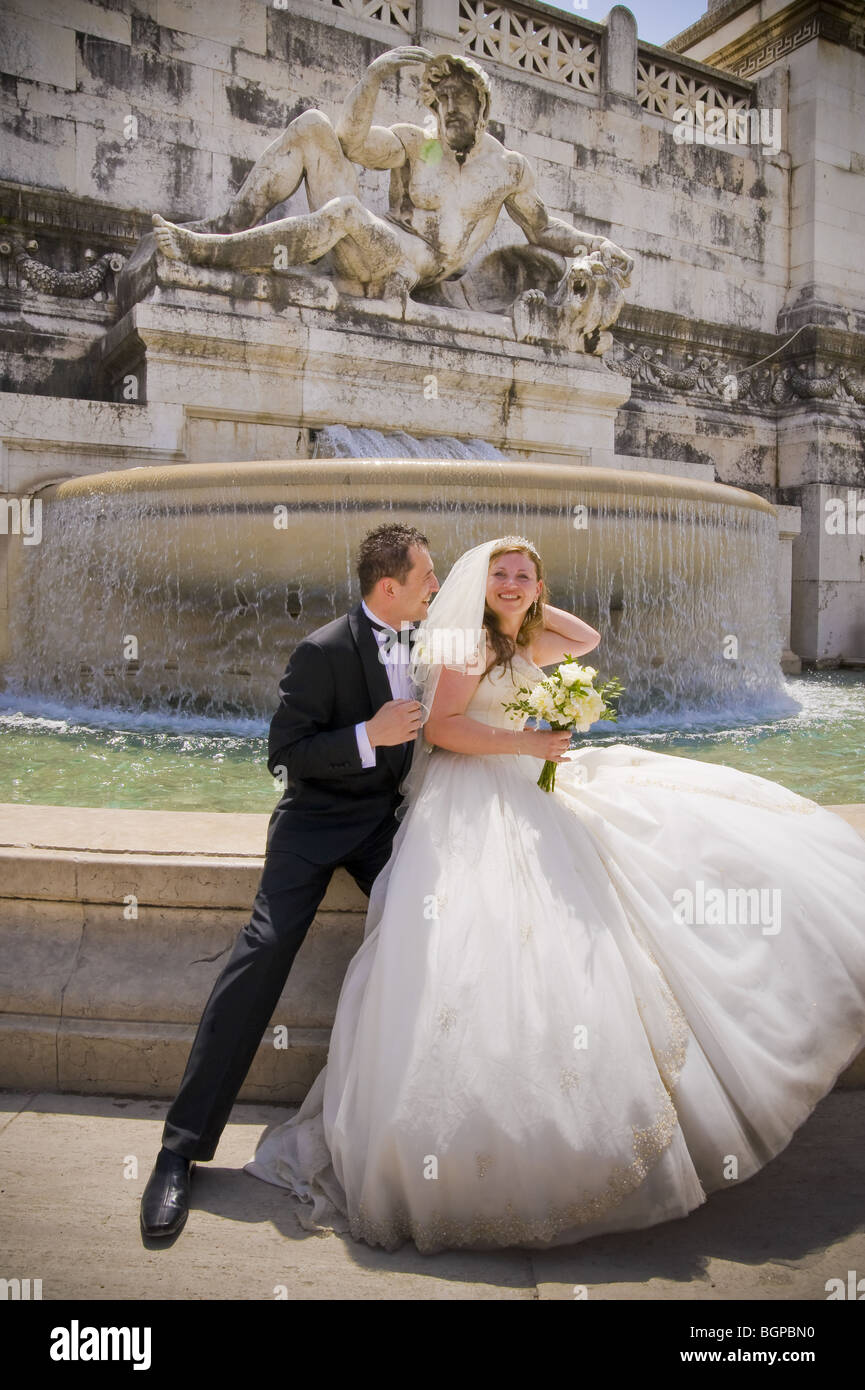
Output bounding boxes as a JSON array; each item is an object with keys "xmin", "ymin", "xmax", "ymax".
[
  {"xmin": 313, "ymin": 426, "xmax": 507, "ymax": 460},
  {"xmin": 4, "ymin": 457, "xmax": 791, "ymax": 724}
]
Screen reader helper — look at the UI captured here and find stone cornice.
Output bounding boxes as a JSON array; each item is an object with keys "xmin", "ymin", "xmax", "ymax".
[
  {"xmin": 665, "ymin": 0, "xmax": 865, "ymax": 78},
  {"xmin": 0, "ymin": 181, "xmax": 149, "ymax": 246},
  {"xmin": 619, "ymin": 307, "xmax": 865, "ymax": 366},
  {"xmin": 665, "ymin": 0, "xmax": 778, "ymax": 54},
  {"xmin": 617, "ymin": 304, "xmax": 769, "ymax": 356}
]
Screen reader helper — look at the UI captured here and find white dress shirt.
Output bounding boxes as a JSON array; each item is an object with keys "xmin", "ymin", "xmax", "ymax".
[{"xmin": 355, "ymin": 599, "xmax": 414, "ymax": 768}]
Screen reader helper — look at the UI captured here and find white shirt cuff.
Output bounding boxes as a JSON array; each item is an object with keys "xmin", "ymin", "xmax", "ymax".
[{"xmin": 355, "ymin": 721, "xmax": 376, "ymax": 768}]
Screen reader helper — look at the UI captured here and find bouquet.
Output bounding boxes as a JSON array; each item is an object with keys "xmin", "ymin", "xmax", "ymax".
[{"xmin": 502, "ymin": 656, "xmax": 625, "ymax": 793}]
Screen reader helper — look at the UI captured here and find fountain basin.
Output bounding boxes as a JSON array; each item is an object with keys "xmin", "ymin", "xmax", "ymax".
[{"xmin": 5, "ymin": 458, "xmax": 784, "ymax": 720}]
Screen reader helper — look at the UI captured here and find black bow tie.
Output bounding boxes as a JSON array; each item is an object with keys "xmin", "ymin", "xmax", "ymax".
[{"xmin": 366, "ymin": 615, "xmax": 418, "ymax": 638}]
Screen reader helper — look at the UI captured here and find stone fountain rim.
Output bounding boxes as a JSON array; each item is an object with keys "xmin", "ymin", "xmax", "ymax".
[{"xmin": 37, "ymin": 460, "xmax": 777, "ymax": 517}]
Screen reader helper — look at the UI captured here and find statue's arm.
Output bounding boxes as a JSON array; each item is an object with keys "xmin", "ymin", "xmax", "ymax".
[
  {"xmin": 336, "ymin": 46, "xmax": 431, "ymax": 169},
  {"xmin": 503, "ymin": 155, "xmax": 604, "ymax": 256}
]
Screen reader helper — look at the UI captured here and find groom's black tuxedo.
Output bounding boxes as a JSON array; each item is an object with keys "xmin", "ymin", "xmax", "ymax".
[
  {"xmin": 265, "ymin": 603, "xmax": 414, "ymax": 862},
  {"xmin": 161, "ymin": 603, "xmax": 415, "ymax": 1161}
]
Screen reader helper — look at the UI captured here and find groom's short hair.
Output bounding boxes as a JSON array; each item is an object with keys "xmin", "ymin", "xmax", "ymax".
[{"xmin": 357, "ymin": 523, "xmax": 430, "ymax": 596}]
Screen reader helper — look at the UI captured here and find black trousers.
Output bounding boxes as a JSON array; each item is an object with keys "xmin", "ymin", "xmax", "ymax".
[{"xmin": 161, "ymin": 811, "xmax": 399, "ymax": 1161}]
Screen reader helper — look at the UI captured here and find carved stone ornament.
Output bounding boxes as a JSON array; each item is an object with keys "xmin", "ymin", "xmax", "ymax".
[{"xmin": 0, "ymin": 237, "xmax": 124, "ymax": 298}]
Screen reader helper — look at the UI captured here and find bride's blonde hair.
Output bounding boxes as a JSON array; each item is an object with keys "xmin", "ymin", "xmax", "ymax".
[{"xmin": 483, "ymin": 537, "xmax": 549, "ymax": 677}]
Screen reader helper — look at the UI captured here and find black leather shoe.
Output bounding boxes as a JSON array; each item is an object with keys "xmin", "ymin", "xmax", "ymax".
[{"xmin": 140, "ymin": 1148, "xmax": 195, "ymax": 1238}]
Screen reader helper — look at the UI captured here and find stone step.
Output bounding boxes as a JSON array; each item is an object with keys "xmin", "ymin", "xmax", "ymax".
[{"xmin": 0, "ymin": 803, "xmax": 863, "ymax": 1098}]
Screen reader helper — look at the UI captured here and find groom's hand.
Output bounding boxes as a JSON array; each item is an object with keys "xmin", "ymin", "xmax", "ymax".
[{"xmin": 366, "ymin": 699, "xmax": 423, "ymax": 748}]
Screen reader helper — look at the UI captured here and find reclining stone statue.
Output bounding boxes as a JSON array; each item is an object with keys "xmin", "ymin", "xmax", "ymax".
[{"xmin": 151, "ymin": 48, "xmax": 634, "ymax": 354}]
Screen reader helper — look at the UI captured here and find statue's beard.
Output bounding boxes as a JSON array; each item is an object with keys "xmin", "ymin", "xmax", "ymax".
[{"xmin": 440, "ymin": 115, "xmax": 481, "ymax": 155}]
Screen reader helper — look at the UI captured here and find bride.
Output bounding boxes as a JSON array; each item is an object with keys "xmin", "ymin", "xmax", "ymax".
[{"xmin": 244, "ymin": 536, "xmax": 865, "ymax": 1253}]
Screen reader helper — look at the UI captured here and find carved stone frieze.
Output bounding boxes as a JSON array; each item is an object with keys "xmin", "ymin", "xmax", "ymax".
[{"xmin": 607, "ymin": 338, "xmax": 865, "ymax": 411}]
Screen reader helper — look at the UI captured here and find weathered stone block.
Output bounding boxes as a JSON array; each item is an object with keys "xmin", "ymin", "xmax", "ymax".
[{"xmin": 0, "ymin": 11, "xmax": 76, "ymax": 90}]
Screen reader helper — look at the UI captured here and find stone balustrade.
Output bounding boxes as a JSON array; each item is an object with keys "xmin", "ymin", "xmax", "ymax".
[{"xmin": 292, "ymin": 0, "xmax": 754, "ymax": 117}]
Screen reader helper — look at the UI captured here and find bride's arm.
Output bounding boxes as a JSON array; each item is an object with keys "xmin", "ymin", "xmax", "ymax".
[
  {"xmin": 424, "ymin": 667, "xmax": 572, "ymax": 760},
  {"xmin": 530, "ymin": 604, "xmax": 601, "ymax": 667}
]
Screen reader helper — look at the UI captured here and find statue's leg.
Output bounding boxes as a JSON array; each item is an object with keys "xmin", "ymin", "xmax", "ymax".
[
  {"xmin": 153, "ymin": 195, "xmax": 426, "ymax": 293},
  {"xmin": 152, "ymin": 107, "xmax": 430, "ymax": 294},
  {"xmin": 179, "ymin": 109, "xmax": 359, "ymax": 236},
  {"xmin": 152, "ymin": 199, "xmax": 352, "ymax": 271},
  {"xmin": 223, "ymin": 109, "xmax": 360, "ymax": 232},
  {"xmin": 281, "ymin": 110, "xmax": 371, "ymax": 284}
]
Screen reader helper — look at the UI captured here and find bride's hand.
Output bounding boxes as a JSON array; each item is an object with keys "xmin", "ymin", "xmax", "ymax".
[{"xmin": 522, "ymin": 728, "xmax": 573, "ymax": 762}]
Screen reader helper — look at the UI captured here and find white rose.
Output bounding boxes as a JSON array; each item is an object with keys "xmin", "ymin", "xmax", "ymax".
[
  {"xmin": 588, "ymin": 695, "xmax": 606, "ymax": 723},
  {"xmin": 558, "ymin": 662, "xmax": 583, "ymax": 687},
  {"xmin": 560, "ymin": 662, "xmax": 598, "ymax": 688},
  {"xmin": 570, "ymin": 692, "xmax": 603, "ymax": 731}
]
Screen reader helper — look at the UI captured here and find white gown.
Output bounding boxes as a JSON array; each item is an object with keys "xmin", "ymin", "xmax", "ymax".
[{"xmin": 244, "ymin": 651, "xmax": 865, "ymax": 1254}]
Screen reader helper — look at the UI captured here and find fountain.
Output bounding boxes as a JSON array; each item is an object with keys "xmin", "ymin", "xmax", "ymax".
[
  {"xmin": 5, "ymin": 455, "xmax": 786, "ymax": 724},
  {"xmin": 0, "ymin": 45, "xmax": 798, "ymax": 745}
]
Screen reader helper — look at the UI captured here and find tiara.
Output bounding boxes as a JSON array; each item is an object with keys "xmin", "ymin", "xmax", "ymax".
[{"xmin": 491, "ymin": 534, "xmax": 541, "ymax": 559}]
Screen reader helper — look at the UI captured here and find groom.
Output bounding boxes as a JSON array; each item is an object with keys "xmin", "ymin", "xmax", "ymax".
[{"xmin": 140, "ymin": 523, "xmax": 438, "ymax": 1238}]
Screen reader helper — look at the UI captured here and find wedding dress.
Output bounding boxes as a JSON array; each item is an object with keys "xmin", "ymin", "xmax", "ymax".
[{"xmin": 245, "ymin": 650, "xmax": 865, "ymax": 1254}]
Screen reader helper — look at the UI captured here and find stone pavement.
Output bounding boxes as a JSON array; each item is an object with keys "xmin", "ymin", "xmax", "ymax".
[{"xmin": 1, "ymin": 1086, "xmax": 863, "ymax": 1302}]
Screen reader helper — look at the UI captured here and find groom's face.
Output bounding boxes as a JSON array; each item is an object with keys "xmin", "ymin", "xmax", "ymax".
[{"xmin": 394, "ymin": 544, "xmax": 439, "ymax": 622}]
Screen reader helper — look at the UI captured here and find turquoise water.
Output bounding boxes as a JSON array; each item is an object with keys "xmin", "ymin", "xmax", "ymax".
[{"xmin": 0, "ymin": 671, "xmax": 863, "ymax": 812}]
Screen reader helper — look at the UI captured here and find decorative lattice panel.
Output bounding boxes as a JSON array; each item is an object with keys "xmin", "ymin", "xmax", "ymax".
[
  {"xmin": 636, "ymin": 60, "xmax": 750, "ymax": 123},
  {"xmin": 319, "ymin": 0, "xmax": 415, "ymax": 33},
  {"xmin": 458, "ymin": 0, "xmax": 599, "ymax": 93}
]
